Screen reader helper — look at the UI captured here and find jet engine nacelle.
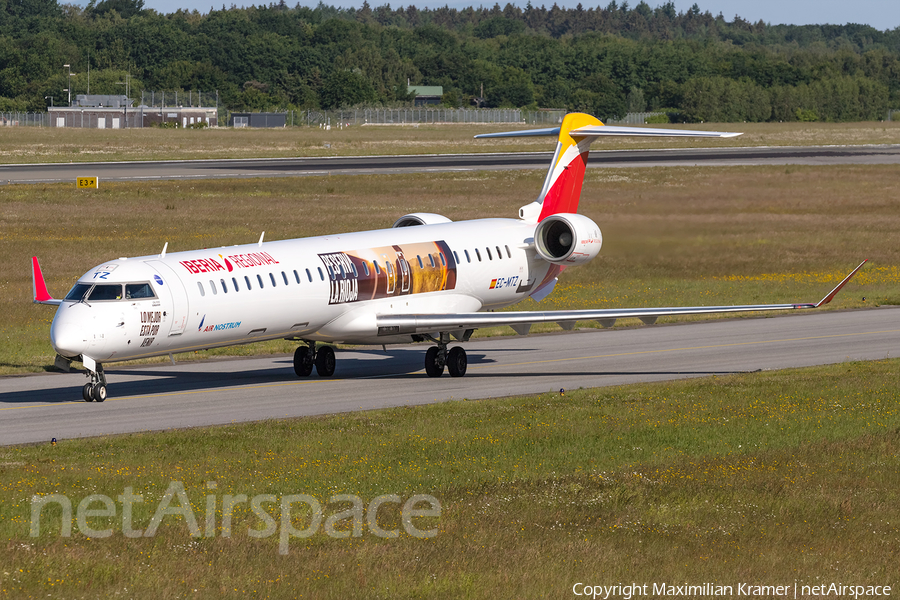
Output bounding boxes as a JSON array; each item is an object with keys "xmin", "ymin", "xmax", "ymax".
[
  {"xmin": 392, "ymin": 213, "xmax": 453, "ymax": 228},
  {"xmin": 534, "ymin": 213, "xmax": 602, "ymax": 266}
]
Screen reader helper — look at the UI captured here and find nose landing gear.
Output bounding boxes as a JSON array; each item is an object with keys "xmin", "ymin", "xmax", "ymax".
[
  {"xmin": 292, "ymin": 342, "xmax": 336, "ymax": 378},
  {"xmin": 82, "ymin": 362, "xmax": 107, "ymax": 402}
]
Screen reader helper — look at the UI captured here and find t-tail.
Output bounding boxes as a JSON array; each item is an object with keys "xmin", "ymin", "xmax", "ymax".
[{"xmin": 475, "ymin": 113, "xmax": 742, "ymax": 223}]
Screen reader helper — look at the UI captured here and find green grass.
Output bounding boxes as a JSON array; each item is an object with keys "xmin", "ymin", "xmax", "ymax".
[
  {"xmin": 3, "ymin": 164, "xmax": 898, "ymax": 375},
  {"xmin": 2, "ymin": 359, "xmax": 899, "ymax": 597}
]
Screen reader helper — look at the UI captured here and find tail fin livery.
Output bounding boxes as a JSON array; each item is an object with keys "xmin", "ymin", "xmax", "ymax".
[{"xmin": 475, "ymin": 113, "xmax": 741, "ymax": 223}]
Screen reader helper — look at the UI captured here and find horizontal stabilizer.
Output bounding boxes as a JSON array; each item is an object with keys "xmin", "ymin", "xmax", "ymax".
[{"xmin": 475, "ymin": 124, "xmax": 741, "ymax": 140}]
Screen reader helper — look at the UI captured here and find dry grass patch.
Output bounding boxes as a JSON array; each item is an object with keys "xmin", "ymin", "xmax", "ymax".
[{"xmin": 0, "ymin": 121, "xmax": 899, "ymax": 164}]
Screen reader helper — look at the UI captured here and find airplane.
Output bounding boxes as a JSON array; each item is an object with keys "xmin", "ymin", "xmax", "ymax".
[{"xmin": 32, "ymin": 112, "xmax": 867, "ymax": 402}]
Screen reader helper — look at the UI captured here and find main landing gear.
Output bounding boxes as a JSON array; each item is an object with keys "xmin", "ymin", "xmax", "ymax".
[
  {"xmin": 82, "ymin": 363, "xmax": 108, "ymax": 402},
  {"xmin": 293, "ymin": 341, "xmax": 336, "ymax": 378},
  {"xmin": 424, "ymin": 332, "xmax": 467, "ymax": 378}
]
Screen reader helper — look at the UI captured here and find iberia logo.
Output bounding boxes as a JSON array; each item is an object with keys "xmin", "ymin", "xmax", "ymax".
[
  {"xmin": 179, "ymin": 251, "xmax": 278, "ymax": 275},
  {"xmin": 219, "ymin": 254, "xmax": 234, "ymax": 272}
]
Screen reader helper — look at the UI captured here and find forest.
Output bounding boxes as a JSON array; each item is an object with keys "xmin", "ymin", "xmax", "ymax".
[{"xmin": 1, "ymin": 0, "xmax": 899, "ymax": 121}]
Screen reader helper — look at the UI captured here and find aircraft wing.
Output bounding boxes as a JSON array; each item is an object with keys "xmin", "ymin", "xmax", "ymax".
[{"xmin": 376, "ymin": 260, "xmax": 867, "ymax": 337}]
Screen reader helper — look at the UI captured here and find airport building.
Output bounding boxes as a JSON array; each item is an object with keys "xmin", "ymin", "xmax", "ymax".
[{"xmin": 49, "ymin": 94, "xmax": 218, "ymax": 128}]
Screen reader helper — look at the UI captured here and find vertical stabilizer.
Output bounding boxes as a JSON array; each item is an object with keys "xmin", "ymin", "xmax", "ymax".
[{"xmin": 534, "ymin": 113, "xmax": 604, "ymax": 222}]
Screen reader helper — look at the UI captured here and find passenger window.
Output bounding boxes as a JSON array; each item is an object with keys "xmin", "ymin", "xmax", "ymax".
[
  {"xmin": 306, "ymin": 268, "xmax": 313, "ymax": 282},
  {"xmin": 439, "ymin": 253, "xmax": 446, "ymax": 266},
  {"xmin": 505, "ymin": 245, "xmax": 512, "ymax": 258},
  {"xmin": 317, "ymin": 267, "xmax": 324, "ymax": 281},
  {"xmin": 197, "ymin": 282, "xmax": 205, "ymax": 297},
  {"xmin": 282, "ymin": 271, "xmax": 289, "ymax": 285},
  {"xmin": 417, "ymin": 255, "xmax": 423, "ymax": 269},
  {"xmin": 465, "ymin": 250, "xmax": 472, "ymax": 263},
  {"xmin": 232, "ymin": 277, "xmax": 240, "ymax": 292},
  {"xmin": 294, "ymin": 270, "xmax": 301, "ymax": 284},
  {"xmin": 429, "ymin": 254, "xmax": 436, "ymax": 268},
  {"xmin": 125, "ymin": 283, "xmax": 155, "ymax": 299},
  {"xmin": 245, "ymin": 275, "xmax": 252, "ymax": 290},
  {"xmin": 339, "ymin": 265, "xmax": 346, "ymax": 279},
  {"xmin": 209, "ymin": 280, "xmax": 217, "ymax": 295},
  {"xmin": 486, "ymin": 247, "xmax": 493, "ymax": 260},
  {"xmin": 327, "ymin": 266, "xmax": 335, "ymax": 280},
  {"xmin": 374, "ymin": 261, "xmax": 381, "ymax": 275},
  {"xmin": 351, "ymin": 263, "xmax": 358, "ymax": 277},
  {"xmin": 220, "ymin": 278, "xmax": 228, "ymax": 293},
  {"xmin": 496, "ymin": 246, "xmax": 502, "ymax": 259},
  {"xmin": 257, "ymin": 274, "xmax": 264, "ymax": 289},
  {"xmin": 386, "ymin": 262, "xmax": 393, "ymax": 275},
  {"xmin": 475, "ymin": 249, "xmax": 481, "ymax": 262},
  {"xmin": 362, "ymin": 262, "xmax": 370, "ymax": 276},
  {"xmin": 452, "ymin": 251, "xmax": 460, "ymax": 265}
]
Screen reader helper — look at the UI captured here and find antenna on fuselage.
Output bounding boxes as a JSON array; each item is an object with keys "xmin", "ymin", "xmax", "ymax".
[
  {"xmin": 258, "ymin": 232, "xmax": 265, "ymax": 247},
  {"xmin": 159, "ymin": 242, "xmax": 168, "ymax": 258}
]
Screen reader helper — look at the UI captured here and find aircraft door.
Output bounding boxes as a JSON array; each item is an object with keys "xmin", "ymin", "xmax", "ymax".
[{"xmin": 145, "ymin": 260, "xmax": 190, "ymax": 336}]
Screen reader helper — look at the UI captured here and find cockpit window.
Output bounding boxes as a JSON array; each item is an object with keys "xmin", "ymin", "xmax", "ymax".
[
  {"xmin": 125, "ymin": 283, "xmax": 156, "ymax": 299},
  {"xmin": 65, "ymin": 283, "xmax": 92, "ymax": 301},
  {"xmin": 88, "ymin": 284, "xmax": 123, "ymax": 301}
]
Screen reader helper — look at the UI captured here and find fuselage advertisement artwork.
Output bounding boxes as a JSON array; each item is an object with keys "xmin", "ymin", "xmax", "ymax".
[{"xmin": 318, "ymin": 240, "xmax": 457, "ymax": 305}]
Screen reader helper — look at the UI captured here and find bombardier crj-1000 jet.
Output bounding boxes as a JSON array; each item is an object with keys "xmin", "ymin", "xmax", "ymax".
[{"xmin": 32, "ymin": 113, "xmax": 866, "ymax": 402}]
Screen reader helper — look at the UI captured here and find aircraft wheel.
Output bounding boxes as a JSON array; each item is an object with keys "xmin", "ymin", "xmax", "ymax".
[
  {"xmin": 83, "ymin": 383, "xmax": 94, "ymax": 402},
  {"xmin": 424, "ymin": 346, "xmax": 444, "ymax": 377},
  {"xmin": 92, "ymin": 384, "xmax": 107, "ymax": 403},
  {"xmin": 315, "ymin": 346, "xmax": 336, "ymax": 377},
  {"xmin": 293, "ymin": 346, "xmax": 313, "ymax": 377},
  {"xmin": 447, "ymin": 346, "xmax": 467, "ymax": 377}
]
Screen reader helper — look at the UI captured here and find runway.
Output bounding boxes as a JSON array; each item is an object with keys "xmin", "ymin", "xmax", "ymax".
[
  {"xmin": 2, "ymin": 144, "xmax": 900, "ymax": 184},
  {"xmin": 2, "ymin": 308, "xmax": 897, "ymax": 446}
]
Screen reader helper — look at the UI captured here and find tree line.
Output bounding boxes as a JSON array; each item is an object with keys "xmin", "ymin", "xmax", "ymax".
[{"xmin": 1, "ymin": 0, "xmax": 898, "ymax": 122}]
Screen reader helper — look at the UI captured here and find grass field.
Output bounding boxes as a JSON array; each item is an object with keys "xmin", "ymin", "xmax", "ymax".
[
  {"xmin": 0, "ymin": 120, "xmax": 899, "ymax": 164},
  {"xmin": 3, "ymin": 359, "xmax": 899, "ymax": 598},
  {"xmin": 3, "ymin": 163, "xmax": 898, "ymax": 375}
]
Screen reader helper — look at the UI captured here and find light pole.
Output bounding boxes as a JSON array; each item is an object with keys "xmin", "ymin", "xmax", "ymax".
[{"xmin": 63, "ymin": 64, "xmax": 71, "ymax": 106}]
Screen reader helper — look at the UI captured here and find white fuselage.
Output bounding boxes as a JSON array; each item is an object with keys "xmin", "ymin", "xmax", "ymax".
[{"xmin": 50, "ymin": 217, "xmax": 559, "ymax": 365}]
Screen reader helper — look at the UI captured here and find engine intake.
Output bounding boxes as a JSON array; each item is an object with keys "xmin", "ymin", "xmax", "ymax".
[
  {"xmin": 534, "ymin": 213, "xmax": 602, "ymax": 266},
  {"xmin": 392, "ymin": 213, "xmax": 452, "ymax": 228}
]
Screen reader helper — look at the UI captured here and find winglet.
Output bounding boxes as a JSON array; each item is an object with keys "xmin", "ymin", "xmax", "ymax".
[
  {"xmin": 32, "ymin": 257, "xmax": 62, "ymax": 306},
  {"xmin": 810, "ymin": 259, "xmax": 868, "ymax": 308}
]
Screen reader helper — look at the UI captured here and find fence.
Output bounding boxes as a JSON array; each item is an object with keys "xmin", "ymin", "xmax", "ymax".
[
  {"xmin": 0, "ymin": 113, "xmax": 51, "ymax": 127},
  {"xmin": 296, "ymin": 108, "xmax": 568, "ymax": 127},
  {"xmin": 5, "ymin": 108, "xmax": 670, "ymax": 129}
]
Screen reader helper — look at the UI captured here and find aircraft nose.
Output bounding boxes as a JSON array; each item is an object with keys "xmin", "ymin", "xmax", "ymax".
[{"xmin": 50, "ymin": 313, "xmax": 88, "ymax": 358}]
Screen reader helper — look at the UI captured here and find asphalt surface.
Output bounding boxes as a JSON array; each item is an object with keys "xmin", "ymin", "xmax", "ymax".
[
  {"xmin": 2, "ymin": 308, "xmax": 897, "ymax": 446},
  {"xmin": 2, "ymin": 144, "xmax": 900, "ymax": 184}
]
